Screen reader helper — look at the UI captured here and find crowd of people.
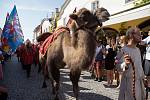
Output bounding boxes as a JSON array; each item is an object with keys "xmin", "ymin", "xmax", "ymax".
[{"xmin": 90, "ymin": 27, "xmax": 150, "ymax": 100}]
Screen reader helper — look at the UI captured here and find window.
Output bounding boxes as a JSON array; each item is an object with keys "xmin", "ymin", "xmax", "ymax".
[
  {"xmin": 125, "ymin": 0, "xmax": 134, "ymax": 3},
  {"xmin": 91, "ymin": 0, "xmax": 99, "ymax": 11}
]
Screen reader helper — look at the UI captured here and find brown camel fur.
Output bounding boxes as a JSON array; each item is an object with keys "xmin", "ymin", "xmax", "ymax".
[{"xmin": 39, "ymin": 7, "xmax": 110, "ymax": 100}]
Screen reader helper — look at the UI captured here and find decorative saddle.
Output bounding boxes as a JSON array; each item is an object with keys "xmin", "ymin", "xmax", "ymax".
[{"xmin": 39, "ymin": 27, "xmax": 70, "ymax": 56}]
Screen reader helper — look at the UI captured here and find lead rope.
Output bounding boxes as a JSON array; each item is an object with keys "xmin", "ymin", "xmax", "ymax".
[{"xmin": 131, "ymin": 61, "xmax": 136, "ymax": 100}]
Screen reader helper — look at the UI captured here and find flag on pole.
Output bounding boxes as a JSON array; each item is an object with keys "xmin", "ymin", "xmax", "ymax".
[
  {"xmin": 1, "ymin": 13, "xmax": 9, "ymax": 45},
  {"xmin": 1, "ymin": 5, "xmax": 24, "ymax": 52}
]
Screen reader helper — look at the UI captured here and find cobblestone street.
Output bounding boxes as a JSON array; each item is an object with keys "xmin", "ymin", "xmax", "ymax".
[{"xmin": 1, "ymin": 55, "xmax": 120, "ymax": 100}]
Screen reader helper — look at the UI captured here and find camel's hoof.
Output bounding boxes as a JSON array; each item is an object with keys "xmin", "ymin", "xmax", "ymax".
[
  {"xmin": 42, "ymin": 82, "xmax": 47, "ymax": 88},
  {"xmin": 52, "ymin": 88, "xmax": 56, "ymax": 95},
  {"xmin": 54, "ymin": 96, "xmax": 59, "ymax": 100}
]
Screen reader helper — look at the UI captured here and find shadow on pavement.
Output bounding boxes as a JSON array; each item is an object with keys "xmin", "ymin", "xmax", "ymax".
[
  {"xmin": 81, "ymin": 75, "xmax": 93, "ymax": 80},
  {"xmin": 78, "ymin": 92, "xmax": 113, "ymax": 100},
  {"xmin": 103, "ymin": 84, "xmax": 118, "ymax": 88},
  {"xmin": 59, "ymin": 82, "xmax": 113, "ymax": 100}
]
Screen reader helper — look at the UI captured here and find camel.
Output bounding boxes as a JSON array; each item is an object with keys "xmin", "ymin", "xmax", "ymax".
[{"xmin": 38, "ymin": 7, "xmax": 110, "ymax": 99}]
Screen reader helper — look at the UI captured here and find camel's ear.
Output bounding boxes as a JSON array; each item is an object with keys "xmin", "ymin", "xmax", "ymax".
[{"xmin": 69, "ymin": 14, "xmax": 78, "ymax": 20}]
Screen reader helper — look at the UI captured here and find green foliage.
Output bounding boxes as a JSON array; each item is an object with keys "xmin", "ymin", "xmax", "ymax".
[{"xmin": 134, "ymin": 0, "xmax": 150, "ymax": 6}]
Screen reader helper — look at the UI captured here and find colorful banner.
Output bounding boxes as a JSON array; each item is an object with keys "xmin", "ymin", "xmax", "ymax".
[{"xmin": 1, "ymin": 5, "xmax": 24, "ymax": 52}]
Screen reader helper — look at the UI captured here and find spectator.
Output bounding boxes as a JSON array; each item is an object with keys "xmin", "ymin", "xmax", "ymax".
[
  {"xmin": 141, "ymin": 30, "xmax": 150, "ymax": 76},
  {"xmin": 23, "ymin": 39, "xmax": 34, "ymax": 78},
  {"xmin": 115, "ymin": 35, "xmax": 127, "ymax": 88},
  {"xmin": 105, "ymin": 38, "xmax": 116, "ymax": 86},
  {"xmin": 140, "ymin": 30, "xmax": 150, "ymax": 99},
  {"xmin": 93, "ymin": 40, "xmax": 105, "ymax": 82}
]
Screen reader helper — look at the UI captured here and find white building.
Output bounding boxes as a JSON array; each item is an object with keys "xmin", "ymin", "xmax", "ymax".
[
  {"xmin": 33, "ymin": 18, "xmax": 52, "ymax": 43},
  {"xmin": 58, "ymin": 0, "xmax": 150, "ymax": 34},
  {"xmin": 41, "ymin": 18, "xmax": 52, "ymax": 33},
  {"xmin": 33, "ymin": 25, "xmax": 41, "ymax": 43}
]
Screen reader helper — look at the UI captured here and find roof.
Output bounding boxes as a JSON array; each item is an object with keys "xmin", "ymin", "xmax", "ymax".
[
  {"xmin": 33, "ymin": 25, "xmax": 41, "ymax": 33},
  {"xmin": 41, "ymin": 18, "xmax": 51, "ymax": 26}
]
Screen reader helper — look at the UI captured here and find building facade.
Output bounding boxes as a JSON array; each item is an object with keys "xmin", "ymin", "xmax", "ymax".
[
  {"xmin": 58, "ymin": 0, "xmax": 150, "ymax": 36},
  {"xmin": 33, "ymin": 25, "xmax": 41, "ymax": 43},
  {"xmin": 33, "ymin": 18, "xmax": 52, "ymax": 43},
  {"xmin": 41, "ymin": 18, "xmax": 52, "ymax": 33},
  {"xmin": 33, "ymin": 7, "xmax": 60, "ymax": 43}
]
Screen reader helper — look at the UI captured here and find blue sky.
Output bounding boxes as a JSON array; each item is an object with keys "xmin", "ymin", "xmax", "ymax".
[{"xmin": 0, "ymin": 0, "xmax": 65, "ymax": 41}]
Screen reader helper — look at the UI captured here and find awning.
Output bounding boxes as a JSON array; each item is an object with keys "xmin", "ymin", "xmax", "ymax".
[
  {"xmin": 103, "ymin": 4, "xmax": 150, "ymax": 30},
  {"xmin": 105, "ymin": 16, "xmax": 150, "ymax": 32}
]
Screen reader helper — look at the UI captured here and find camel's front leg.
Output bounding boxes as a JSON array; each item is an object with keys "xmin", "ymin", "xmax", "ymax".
[
  {"xmin": 70, "ymin": 67, "xmax": 81, "ymax": 99},
  {"xmin": 50, "ymin": 66, "xmax": 60, "ymax": 100}
]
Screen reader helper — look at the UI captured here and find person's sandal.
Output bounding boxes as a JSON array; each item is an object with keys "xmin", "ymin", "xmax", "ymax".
[{"xmin": 94, "ymin": 78, "xmax": 98, "ymax": 81}]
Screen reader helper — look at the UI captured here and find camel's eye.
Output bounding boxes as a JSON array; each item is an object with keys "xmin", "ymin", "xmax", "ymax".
[
  {"xmin": 79, "ymin": 11, "xmax": 91, "ymax": 21},
  {"xmin": 69, "ymin": 14, "xmax": 78, "ymax": 20}
]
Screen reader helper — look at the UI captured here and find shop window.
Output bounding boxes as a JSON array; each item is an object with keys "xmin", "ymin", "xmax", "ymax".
[
  {"xmin": 125, "ymin": 0, "xmax": 134, "ymax": 3},
  {"xmin": 91, "ymin": 0, "xmax": 99, "ymax": 11}
]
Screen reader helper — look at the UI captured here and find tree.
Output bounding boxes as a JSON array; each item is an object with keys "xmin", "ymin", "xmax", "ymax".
[{"xmin": 134, "ymin": 0, "xmax": 150, "ymax": 6}]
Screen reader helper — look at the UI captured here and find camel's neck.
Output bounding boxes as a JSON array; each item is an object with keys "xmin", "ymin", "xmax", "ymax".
[{"xmin": 77, "ymin": 29, "xmax": 96, "ymax": 56}]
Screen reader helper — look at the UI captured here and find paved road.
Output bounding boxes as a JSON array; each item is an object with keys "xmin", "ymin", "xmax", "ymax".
[{"xmin": 1, "ymin": 55, "xmax": 120, "ymax": 100}]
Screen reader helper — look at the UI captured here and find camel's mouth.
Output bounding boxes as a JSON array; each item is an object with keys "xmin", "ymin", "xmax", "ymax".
[
  {"xmin": 101, "ymin": 17, "xmax": 109, "ymax": 21},
  {"xmin": 99, "ymin": 13, "xmax": 110, "ymax": 22}
]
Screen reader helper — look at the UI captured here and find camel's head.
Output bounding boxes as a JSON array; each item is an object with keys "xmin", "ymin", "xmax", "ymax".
[
  {"xmin": 93, "ymin": 7, "xmax": 110, "ymax": 24},
  {"xmin": 69, "ymin": 7, "xmax": 110, "ymax": 31}
]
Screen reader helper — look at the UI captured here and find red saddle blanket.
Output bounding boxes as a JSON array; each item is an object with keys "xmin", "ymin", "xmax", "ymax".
[{"xmin": 39, "ymin": 27, "xmax": 69, "ymax": 55}]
